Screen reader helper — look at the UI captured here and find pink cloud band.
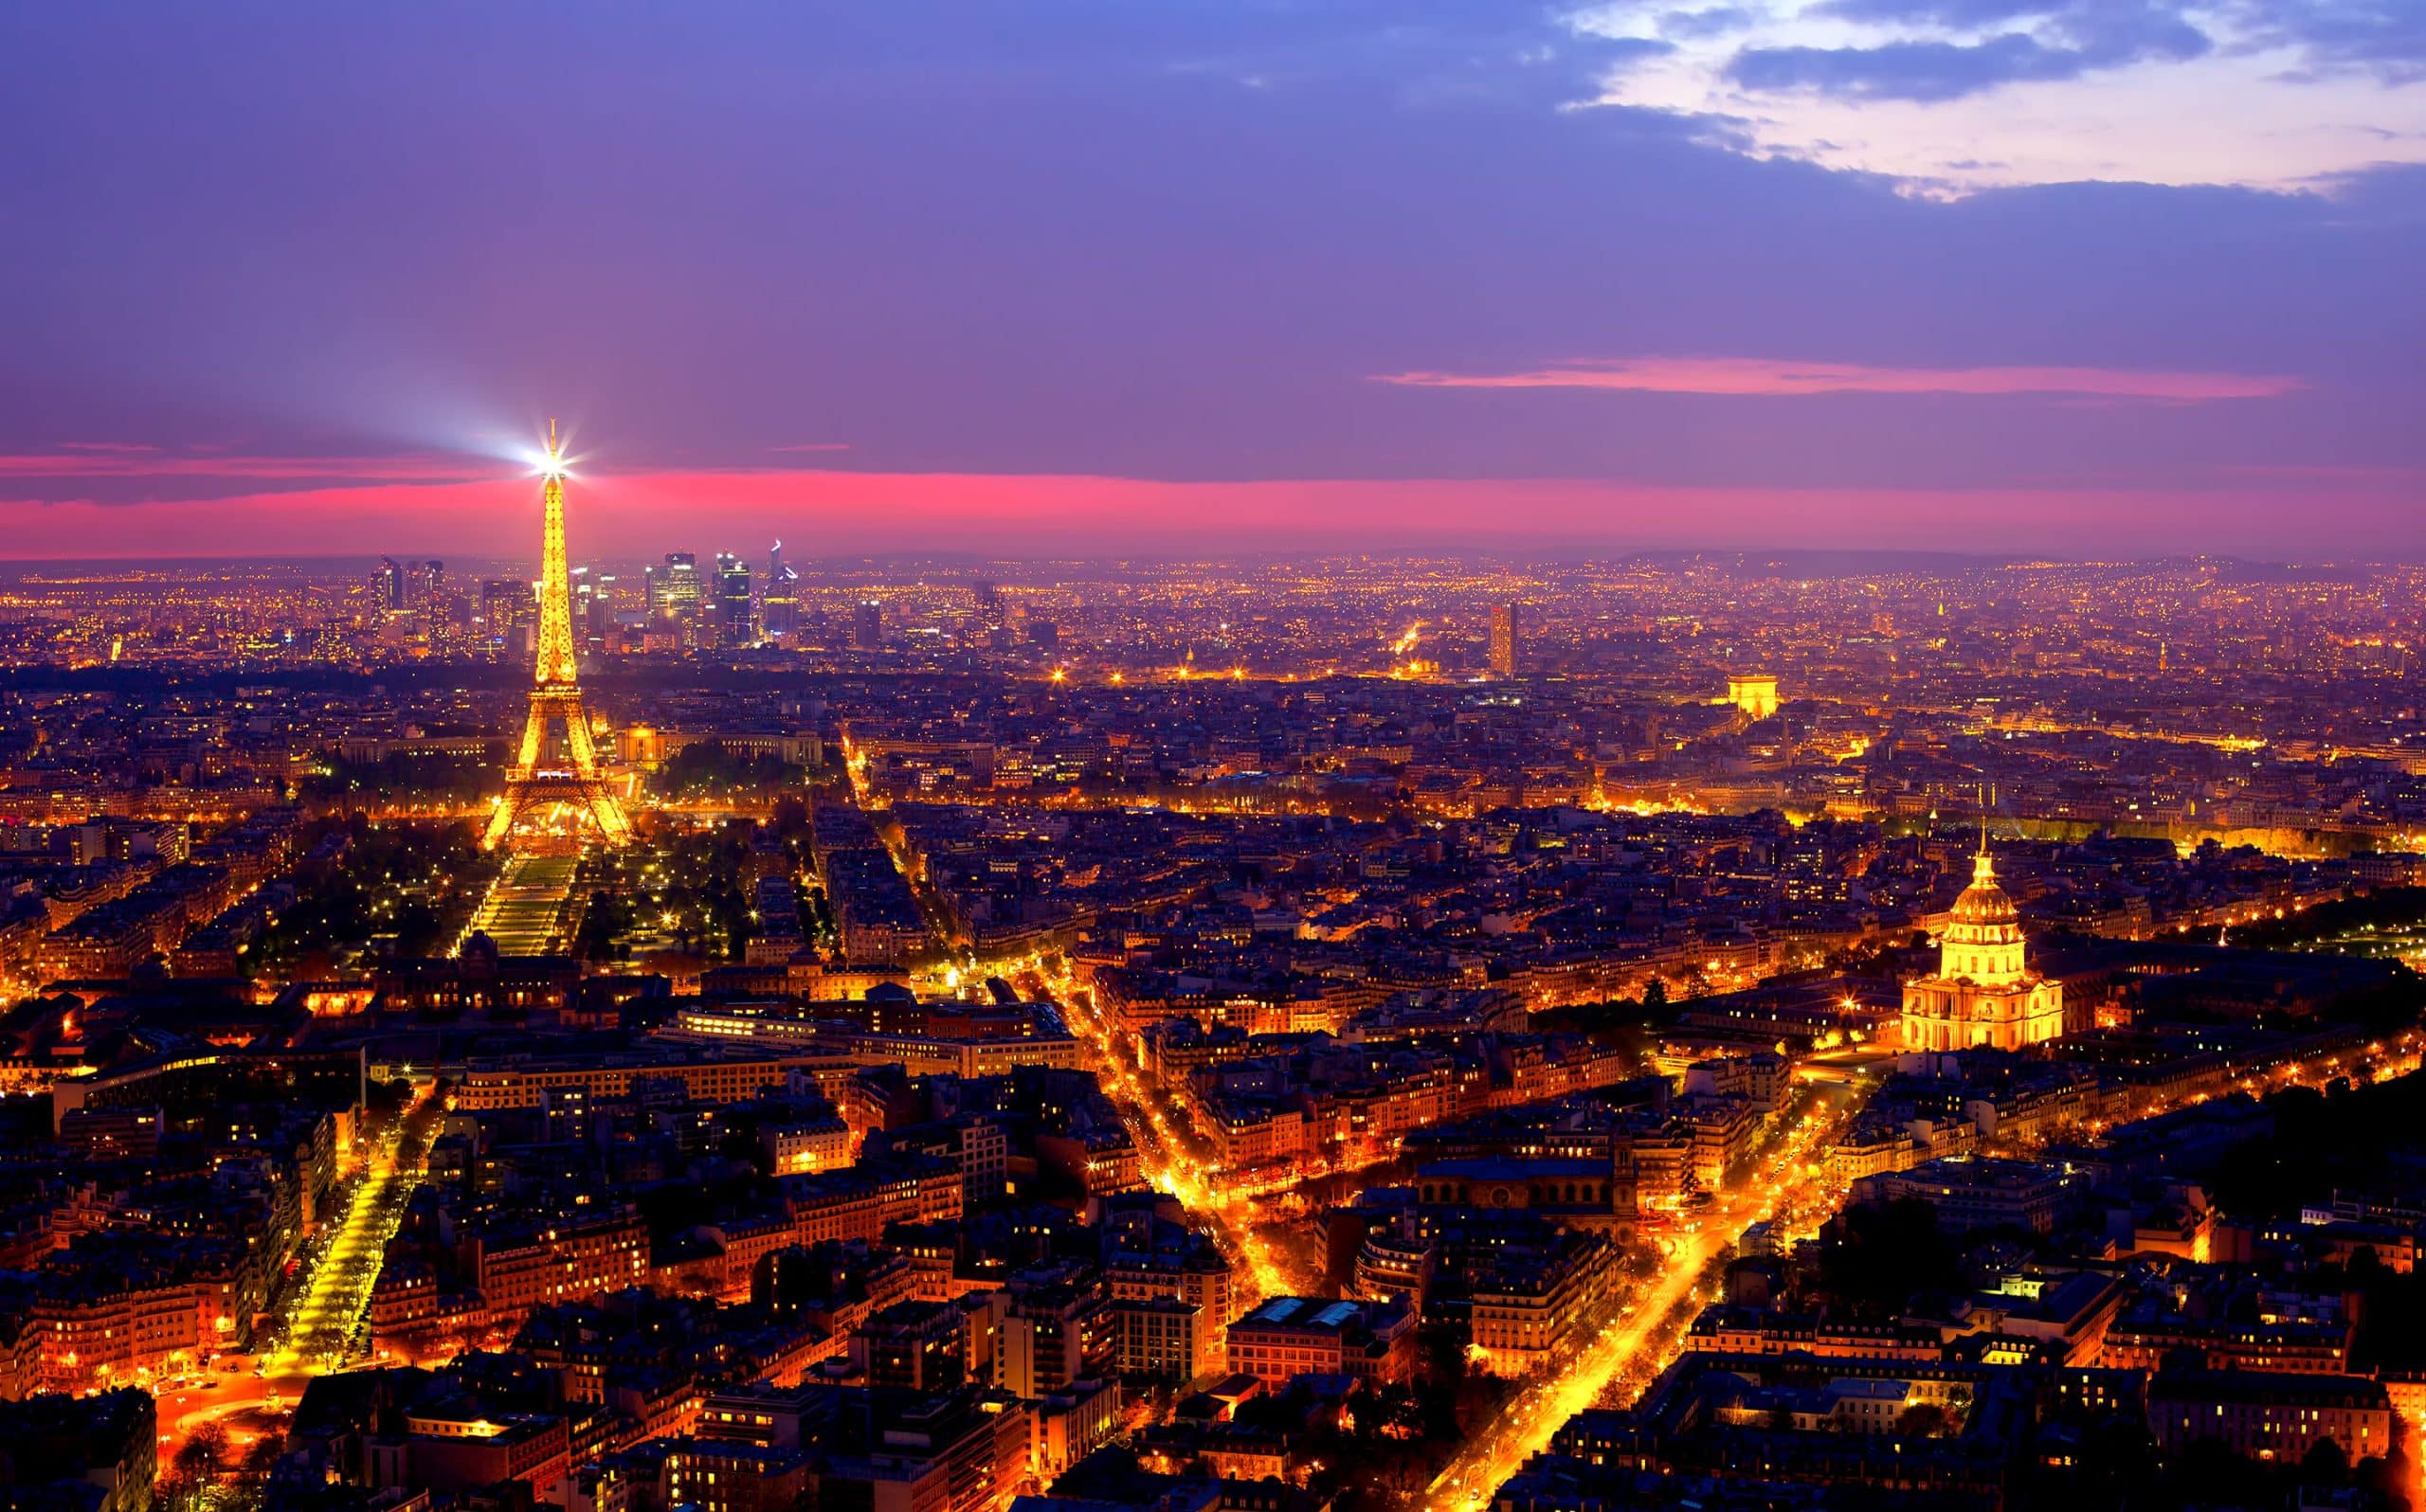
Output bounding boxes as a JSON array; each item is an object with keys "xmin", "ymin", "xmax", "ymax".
[
  {"xmin": 0, "ymin": 465, "xmax": 2404, "ymax": 562},
  {"xmin": 1373, "ymin": 355, "xmax": 2304, "ymax": 402}
]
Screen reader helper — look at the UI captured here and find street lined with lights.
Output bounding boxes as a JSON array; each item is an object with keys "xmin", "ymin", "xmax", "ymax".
[
  {"xmin": 1421, "ymin": 1086, "xmax": 1860, "ymax": 1511},
  {"xmin": 1037, "ymin": 954, "xmax": 1315, "ymax": 1301},
  {"xmin": 263, "ymin": 1083, "xmax": 441, "ymax": 1377}
]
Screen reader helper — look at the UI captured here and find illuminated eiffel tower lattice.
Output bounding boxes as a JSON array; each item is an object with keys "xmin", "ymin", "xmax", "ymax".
[{"xmin": 484, "ymin": 421, "xmax": 633, "ymax": 850}]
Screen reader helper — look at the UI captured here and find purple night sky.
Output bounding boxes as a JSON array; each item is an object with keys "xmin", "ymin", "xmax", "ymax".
[{"xmin": 3, "ymin": 3, "xmax": 2422, "ymax": 560}]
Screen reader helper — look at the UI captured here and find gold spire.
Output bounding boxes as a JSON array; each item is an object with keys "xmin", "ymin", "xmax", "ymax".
[{"xmin": 1968, "ymin": 782, "xmax": 1997, "ymax": 885}]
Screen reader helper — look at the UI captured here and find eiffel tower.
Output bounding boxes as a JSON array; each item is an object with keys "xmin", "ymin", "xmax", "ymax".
[{"xmin": 484, "ymin": 421, "xmax": 633, "ymax": 850}]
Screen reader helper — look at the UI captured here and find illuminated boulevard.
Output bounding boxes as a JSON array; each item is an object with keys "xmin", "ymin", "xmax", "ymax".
[
  {"xmin": 1412, "ymin": 1021, "xmax": 2422, "ymax": 1512},
  {"xmin": 1023, "ymin": 927, "xmax": 1878, "ymax": 1503},
  {"xmin": 264, "ymin": 1082, "xmax": 442, "ymax": 1374},
  {"xmin": 1421, "ymin": 1086, "xmax": 1861, "ymax": 1512},
  {"xmin": 154, "ymin": 1084, "xmax": 442, "ymax": 1462},
  {"xmin": 1025, "ymin": 955, "xmax": 1317, "ymax": 1302}
]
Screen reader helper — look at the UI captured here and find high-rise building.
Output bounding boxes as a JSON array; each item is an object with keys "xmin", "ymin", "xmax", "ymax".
[
  {"xmin": 852, "ymin": 599, "xmax": 883, "ymax": 651},
  {"xmin": 589, "ymin": 570, "xmax": 623, "ymax": 647},
  {"xmin": 375, "ymin": 557, "xmax": 407, "ymax": 611},
  {"xmin": 569, "ymin": 566, "xmax": 597, "ymax": 646},
  {"xmin": 418, "ymin": 560, "xmax": 455, "ymax": 642},
  {"xmin": 647, "ymin": 551, "xmax": 702, "ymax": 624},
  {"xmin": 762, "ymin": 541, "xmax": 800, "ymax": 639},
  {"xmin": 480, "ymin": 579, "xmax": 533, "ymax": 652},
  {"xmin": 715, "ymin": 553, "xmax": 753, "ymax": 646},
  {"xmin": 1490, "ymin": 603, "xmax": 1520, "ymax": 676}
]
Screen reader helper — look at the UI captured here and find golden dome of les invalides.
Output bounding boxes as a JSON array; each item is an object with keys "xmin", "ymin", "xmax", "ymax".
[{"xmin": 1901, "ymin": 845, "xmax": 2067, "ymax": 1053}]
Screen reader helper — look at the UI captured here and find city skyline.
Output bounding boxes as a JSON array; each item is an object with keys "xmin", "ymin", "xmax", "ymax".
[
  {"xmin": 5, "ymin": 5, "xmax": 2424, "ymax": 560},
  {"xmin": 9, "ymin": 12, "xmax": 2426, "ymax": 1512}
]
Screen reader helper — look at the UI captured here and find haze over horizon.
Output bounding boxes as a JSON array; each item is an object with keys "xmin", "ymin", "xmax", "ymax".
[{"xmin": 6, "ymin": 3, "xmax": 2423, "ymax": 559}]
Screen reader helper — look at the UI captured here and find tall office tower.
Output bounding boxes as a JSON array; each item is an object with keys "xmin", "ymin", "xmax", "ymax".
[
  {"xmin": 570, "ymin": 566, "xmax": 596, "ymax": 644},
  {"xmin": 1490, "ymin": 603, "xmax": 1520, "ymax": 676},
  {"xmin": 853, "ymin": 599, "xmax": 883, "ymax": 651},
  {"xmin": 480, "ymin": 579, "xmax": 533, "ymax": 651},
  {"xmin": 376, "ymin": 557, "xmax": 407, "ymax": 610},
  {"xmin": 419, "ymin": 560, "xmax": 454, "ymax": 642},
  {"xmin": 586, "ymin": 570, "xmax": 621, "ymax": 647},
  {"xmin": 715, "ymin": 553, "xmax": 754, "ymax": 646},
  {"xmin": 485, "ymin": 421, "xmax": 632, "ymax": 850},
  {"xmin": 646, "ymin": 551, "xmax": 702, "ymax": 624},
  {"xmin": 974, "ymin": 580, "xmax": 1003, "ymax": 620},
  {"xmin": 762, "ymin": 541, "xmax": 800, "ymax": 639}
]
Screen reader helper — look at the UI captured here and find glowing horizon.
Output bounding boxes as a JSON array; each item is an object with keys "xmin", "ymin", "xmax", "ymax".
[
  {"xmin": 3, "ymin": 459, "xmax": 2417, "ymax": 564},
  {"xmin": 4, "ymin": 5, "xmax": 2419, "ymax": 560}
]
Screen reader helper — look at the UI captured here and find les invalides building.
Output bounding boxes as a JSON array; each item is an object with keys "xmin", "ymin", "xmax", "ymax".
[{"xmin": 1902, "ymin": 843, "xmax": 2066, "ymax": 1053}]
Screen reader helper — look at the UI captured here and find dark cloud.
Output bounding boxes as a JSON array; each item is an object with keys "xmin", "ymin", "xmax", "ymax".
[
  {"xmin": 1727, "ymin": 34, "xmax": 2089, "ymax": 101},
  {"xmin": 1731, "ymin": 0, "xmax": 2209, "ymax": 102},
  {"xmin": 1815, "ymin": 0, "xmax": 2056, "ymax": 25},
  {"xmin": 1657, "ymin": 7, "xmax": 1762, "ymax": 40},
  {"xmin": 1814, "ymin": 0, "xmax": 2424, "ymax": 82},
  {"xmin": 2240, "ymin": 1, "xmax": 2426, "ymax": 82},
  {"xmin": 2057, "ymin": 5, "xmax": 2212, "ymax": 65}
]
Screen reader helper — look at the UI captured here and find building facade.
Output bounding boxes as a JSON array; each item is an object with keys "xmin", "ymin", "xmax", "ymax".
[{"xmin": 1903, "ymin": 848, "xmax": 2065, "ymax": 1053}]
